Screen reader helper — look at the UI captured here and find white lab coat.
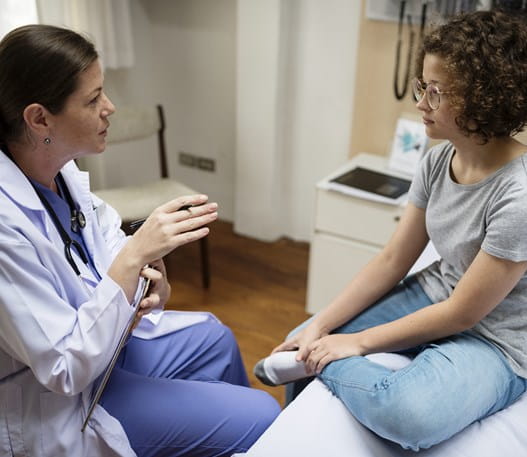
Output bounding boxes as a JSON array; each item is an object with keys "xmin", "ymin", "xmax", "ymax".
[{"xmin": 0, "ymin": 151, "xmax": 205, "ymax": 456}]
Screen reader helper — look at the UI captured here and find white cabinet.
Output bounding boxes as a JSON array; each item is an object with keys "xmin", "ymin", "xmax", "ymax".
[{"xmin": 306, "ymin": 153, "xmax": 407, "ymax": 314}]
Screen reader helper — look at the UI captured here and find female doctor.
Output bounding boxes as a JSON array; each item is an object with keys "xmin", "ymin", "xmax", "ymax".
[{"xmin": 0, "ymin": 24, "xmax": 279, "ymax": 457}]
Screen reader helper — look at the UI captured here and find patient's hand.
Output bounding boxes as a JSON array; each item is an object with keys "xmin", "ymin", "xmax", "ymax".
[
  {"xmin": 272, "ymin": 322, "xmax": 328, "ymax": 366},
  {"xmin": 304, "ymin": 334, "xmax": 364, "ymax": 374}
]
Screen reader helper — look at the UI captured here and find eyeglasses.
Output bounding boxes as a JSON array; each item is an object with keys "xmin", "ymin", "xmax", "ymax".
[{"xmin": 412, "ymin": 78, "xmax": 450, "ymax": 110}]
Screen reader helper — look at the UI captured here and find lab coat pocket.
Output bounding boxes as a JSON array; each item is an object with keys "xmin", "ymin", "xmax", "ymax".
[
  {"xmin": 0, "ymin": 383, "xmax": 26, "ymax": 456},
  {"xmin": 39, "ymin": 391, "xmax": 78, "ymax": 456}
]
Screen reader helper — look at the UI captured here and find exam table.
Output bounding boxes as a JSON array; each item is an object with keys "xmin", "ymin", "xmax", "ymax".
[
  {"xmin": 234, "ymin": 352, "xmax": 527, "ymax": 457},
  {"xmin": 234, "ymin": 245, "xmax": 527, "ymax": 456}
]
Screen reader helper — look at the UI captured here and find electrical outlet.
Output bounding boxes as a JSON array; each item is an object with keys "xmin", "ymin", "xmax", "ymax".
[
  {"xmin": 197, "ymin": 157, "xmax": 215, "ymax": 172},
  {"xmin": 179, "ymin": 151, "xmax": 197, "ymax": 167},
  {"xmin": 179, "ymin": 151, "xmax": 215, "ymax": 172}
]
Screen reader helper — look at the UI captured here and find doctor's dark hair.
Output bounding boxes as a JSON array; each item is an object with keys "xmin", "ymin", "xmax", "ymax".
[
  {"xmin": 415, "ymin": 10, "xmax": 527, "ymax": 144},
  {"xmin": 0, "ymin": 24, "xmax": 98, "ymax": 146}
]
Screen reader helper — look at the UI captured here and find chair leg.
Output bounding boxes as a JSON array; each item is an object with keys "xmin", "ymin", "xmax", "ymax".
[{"xmin": 199, "ymin": 237, "xmax": 210, "ymax": 289}]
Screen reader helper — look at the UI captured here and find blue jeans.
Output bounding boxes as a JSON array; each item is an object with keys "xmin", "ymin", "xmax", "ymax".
[
  {"xmin": 288, "ymin": 277, "xmax": 526, "ymax": 451},
  {"xmin": 100, "ymin": 315, "xmax": 280, "ymax": 457}
]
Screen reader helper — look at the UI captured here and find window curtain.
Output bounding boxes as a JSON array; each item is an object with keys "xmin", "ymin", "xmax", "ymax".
[
  {"xmin": 36, "ymin": 0, "xmax": 134, "ymax": 69},
  {"xmin": 0, "ymin": 0, "xmax": 38, "ymax": 39}
]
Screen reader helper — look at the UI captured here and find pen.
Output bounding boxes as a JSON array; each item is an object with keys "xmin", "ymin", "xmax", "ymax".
[{"xmin": 128, "ymin": 218, "xmax": 146, "ymax": 232}]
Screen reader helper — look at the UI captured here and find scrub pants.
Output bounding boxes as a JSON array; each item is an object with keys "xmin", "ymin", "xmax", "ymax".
[
  {"xmin": 287, "ymin": 276, "xmax": 527, "ymax": 451},
  {"xmin": 100, "ymin": 315, "xmax": 281, "ymax": 457}
]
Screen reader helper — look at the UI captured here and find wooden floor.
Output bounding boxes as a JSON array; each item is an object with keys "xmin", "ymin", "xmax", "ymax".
[{"xmin": 164, "ymin": 219, "xmax": 311, "ymax": 406}]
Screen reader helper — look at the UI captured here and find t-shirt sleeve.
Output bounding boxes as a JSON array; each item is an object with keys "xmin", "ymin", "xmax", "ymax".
[
  {"xmin": 483, "ymin": 184, "xmax": 527, "ymax": 262},
  {"xmin": 408, "ymin": 146, "xmax": 435, "ymax": 209}
]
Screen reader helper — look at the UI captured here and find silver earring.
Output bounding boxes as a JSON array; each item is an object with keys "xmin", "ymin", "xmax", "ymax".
[{"xmin": 43, "ymin": 137, "xmax": 51, "ymax": 145}]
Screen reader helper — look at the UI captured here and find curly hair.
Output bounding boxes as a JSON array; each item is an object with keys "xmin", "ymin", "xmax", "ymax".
[{"xmin": 415, "ymin": 10, "xmax": 527, "ymax": 143}]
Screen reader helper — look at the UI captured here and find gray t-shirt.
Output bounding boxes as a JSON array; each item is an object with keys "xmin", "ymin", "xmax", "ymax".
[{"xmin": 409, "ymin": 141, "xmax": 527, "ymax": 378}]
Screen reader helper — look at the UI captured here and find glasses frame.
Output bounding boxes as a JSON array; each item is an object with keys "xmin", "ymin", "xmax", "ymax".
[{"xmin": 412, "ymin": 78, "xmax": 450, "ymax": 110}]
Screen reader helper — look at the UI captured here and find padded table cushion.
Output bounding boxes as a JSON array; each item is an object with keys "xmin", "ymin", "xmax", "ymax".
[{"xmin": 236, "ymin": 353, "xmax": 527, "ymax": 457}]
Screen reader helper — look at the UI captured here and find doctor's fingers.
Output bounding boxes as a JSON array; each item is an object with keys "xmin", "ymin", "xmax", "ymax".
[
  {"xmin": 135, "ymin": 214, "xmax": 215, "ymax": 260},
  {"xmin": 143, "ymin": 258, "xmax": 167, "ymax": 276},
  {"xmin": 142, "ymin": 196, "xmax": 215, "ymax": 230},
  {"xmin": 142, "ymin": 264, "xmax": 170, "ymax": 299},
  {"xmin": 153, "ymin": 202, "xmax": 218, "ymax": 226},
  {"xmin": 132, "ymin": 301, "xmax": 159, "ymax": 329},
  {"xmin": 170, "ymin": 208, "xmax": 218, "ymax": 235},
  {"xmin": 146, "ymin": 207, "xmax": 218, "ymax": 239},
  {"xmin": 178, "ymin": 201, "xmax": 218, "ymax": 220},
  {"xmin": 157, "ymin": 194, "xmax": 209, "ymax": 215},
  {"xmin": 169, "ymin": 226, "xmax": 211, "ymax": 252},
  {"xmin": 139, "ymin": 292, "xmax": 163, "ymax": 313},
  {"xmin": 140, "ymin": 266, "xmax": 163, "ymax": 281},
  {"xmin": 147, "ymin": 211, "xmax": 218, "ymax": 257}
]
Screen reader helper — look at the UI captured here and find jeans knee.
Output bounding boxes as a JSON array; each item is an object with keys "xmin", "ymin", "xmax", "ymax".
[{"xmin": 371, "ymin": 398, "xmax": 441, "ymax": 450}]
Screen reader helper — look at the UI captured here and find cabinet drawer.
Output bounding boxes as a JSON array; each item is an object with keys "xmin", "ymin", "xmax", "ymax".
[
  {"xmin": 315, "ymin": 188, "xmax": 403, "ymax": 246},
  {"xmin": 306, "ymin": 232, "xmax": 380, "ymax": 314}
]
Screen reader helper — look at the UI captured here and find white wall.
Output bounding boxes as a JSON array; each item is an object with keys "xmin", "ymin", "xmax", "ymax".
[
  {"xmin": 83, "ymin": 0, "xmax": 236, "ymax": 209},
  {"xmin": 234, "ymin": 0, "xmax": 285, "ymax": 241},
  {"xmin": 83, "ymin": 0, "xmax": 361, "ymax": 242},
  {"xmin": 284, "ymin": 0, "xmax": 361, "ymax": 240},
  {"xmin": 0, "ymin": 0, "xmax": 38, "ymax": 38},
  {"xmin": 235, "ymin": 0, "xmax": 361, "ymax": 241},
  {"xmin": 80, "ymin": 0, "xmax": 159, "ymax": 190},
  {"xmin": 145, "ymin": 0, "xmax": 237, "ymax": 219}
]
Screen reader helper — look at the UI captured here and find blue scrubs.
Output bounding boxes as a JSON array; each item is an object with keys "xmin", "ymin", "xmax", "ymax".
[
  {"xmin": 102, "ymin": 318, "xmax": 280, "ymax": 457},
  {"xmin": 36, "ymin": 180, "xmax": 281, "ymax": 457}
]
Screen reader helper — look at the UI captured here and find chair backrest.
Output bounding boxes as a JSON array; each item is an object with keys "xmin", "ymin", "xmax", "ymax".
[{"xmin": 107, "ymin": 104, "xmax": 168, "ymax": 178}]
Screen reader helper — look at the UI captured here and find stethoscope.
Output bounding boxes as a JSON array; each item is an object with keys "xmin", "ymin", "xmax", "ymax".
[
  {"xmin": 56, "ymin": 173, "xmax": 87, "ymax": 234},
  {"xmin": 393, "ymin": 1, "xmax": 415, "ymax": 101},
  {"xmin": 29, "ymin": 174, "xmax": 89, "ymax": 277},
  {"xmin": 393, "ymin": 1, "xmax": 428, "ymax": 101},
  {"xmin": 4, "ymin": 148, "xmax": 91, "ymax": 278}
]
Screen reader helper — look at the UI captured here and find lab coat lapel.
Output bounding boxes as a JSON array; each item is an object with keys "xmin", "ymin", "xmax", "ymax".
[
  {"xmin": 0, "ymin": 150, "xmax": 47, "ymax": 211},
  {"xmin": 0, "ymin": 150, "xmax": 51, "ymax": 236}
]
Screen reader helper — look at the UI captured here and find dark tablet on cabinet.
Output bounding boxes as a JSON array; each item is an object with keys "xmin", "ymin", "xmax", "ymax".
[{"xmin": 330, "ymin": 167, "xmax": 411, "ymax": 200}]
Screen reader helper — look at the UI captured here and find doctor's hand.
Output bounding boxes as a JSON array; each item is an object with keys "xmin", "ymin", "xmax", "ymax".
[
  {"xmin": 130, "ymin": 194, "xmax": 218, "ymax": 265},
  {"xmin": 109, "ymin": 194, "xmax": 217, "ymax": 304},
  {"xmin": 132, "ymin": 260, "xmax": 170, "ymax": 329}
]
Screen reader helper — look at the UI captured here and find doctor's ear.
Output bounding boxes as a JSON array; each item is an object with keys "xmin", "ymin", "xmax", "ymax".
[{"xmin": 22, "ymin": 103, "xmax": 52, "ymax": 141}]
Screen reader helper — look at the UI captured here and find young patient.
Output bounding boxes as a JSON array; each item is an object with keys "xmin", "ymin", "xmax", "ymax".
[{"xmin": 254, "ymin": 9, "xmax": 527, "ymax": 452}]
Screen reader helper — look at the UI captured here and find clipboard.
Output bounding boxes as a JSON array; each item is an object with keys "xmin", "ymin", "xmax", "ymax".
[{"xmin": 81, "ymin": 276, "xmax": 151, "ymax": 432}]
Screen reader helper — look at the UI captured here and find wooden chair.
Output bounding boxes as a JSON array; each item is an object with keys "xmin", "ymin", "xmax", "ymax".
[{"xmin": 94, "ymin": 104, "xmax": 210, "ymax": 288}]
